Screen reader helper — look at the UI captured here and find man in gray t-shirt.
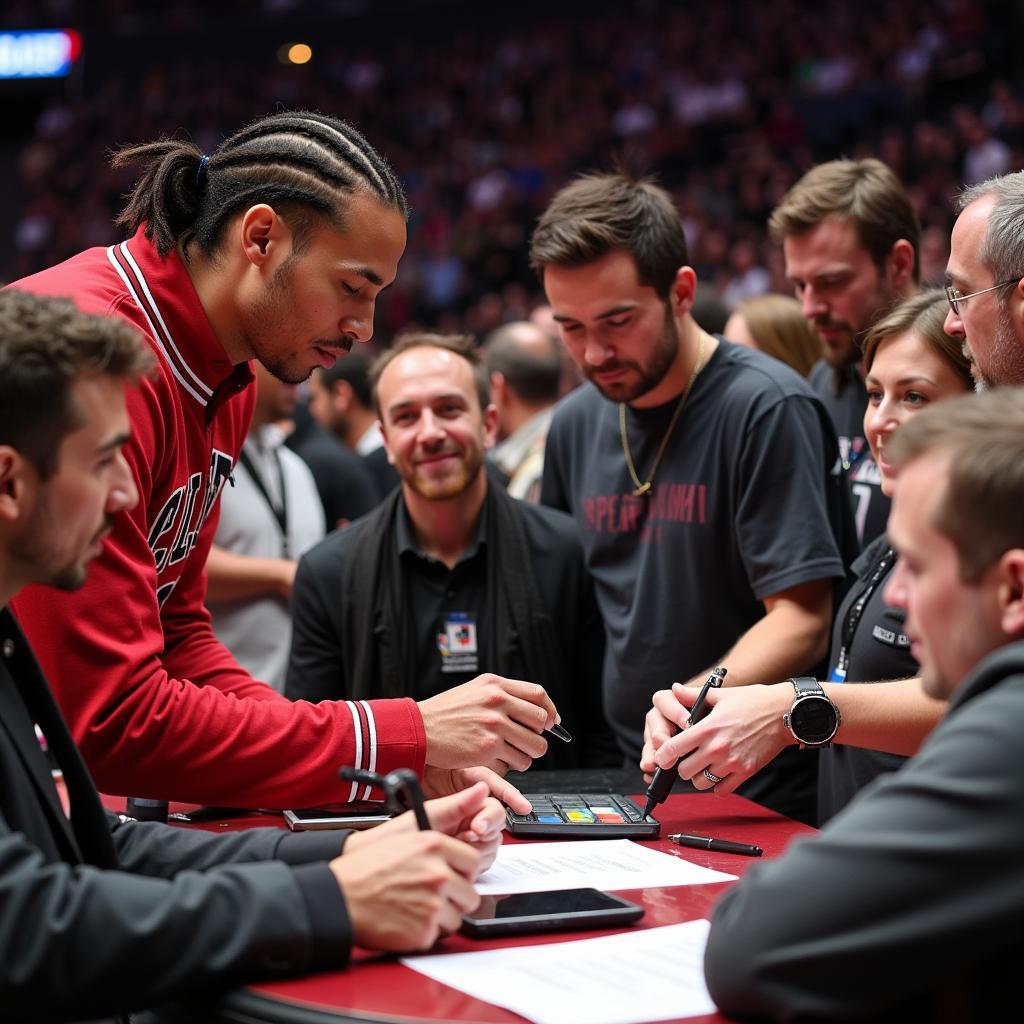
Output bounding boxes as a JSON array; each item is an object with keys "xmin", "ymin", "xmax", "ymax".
[{"xmin": 532, "ymin": 173, "xmax": 853, "ymax": 823}]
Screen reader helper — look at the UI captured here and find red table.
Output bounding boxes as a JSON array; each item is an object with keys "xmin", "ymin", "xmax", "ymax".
[{"xmin": 178, "ymin": 791, "xmax": 813, "ymax": 1024}]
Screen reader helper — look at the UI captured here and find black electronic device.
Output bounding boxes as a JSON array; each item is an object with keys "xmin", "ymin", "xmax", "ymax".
[
  {"xmin": 460, "ymin": 887, "xmax": 644, "ymax": 937},
  {"xmin": 783, "ymin": 676, "xmax": 841, "ymax": 748},
  {"xmin": 505, "ymin": 793, "xmax": 659, "ymax": 838},
  {"xmin": 283, "ymin": 802, "xmax": 393, "ymax": 831}
]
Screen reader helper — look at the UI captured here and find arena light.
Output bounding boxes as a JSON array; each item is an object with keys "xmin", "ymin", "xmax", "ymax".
[
  {"xmin": 278, "ymin": 42, "xmax": 313, "ymax": 65},
  {"xmin": 0, "ymin": 30, "xmax": 81, "ymax": 79}
]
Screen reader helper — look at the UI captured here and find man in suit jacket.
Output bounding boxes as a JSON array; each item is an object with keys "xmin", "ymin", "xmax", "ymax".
[{"xmin": 0, "ymin": 290, "xmax": 503, "ymax": 1022}]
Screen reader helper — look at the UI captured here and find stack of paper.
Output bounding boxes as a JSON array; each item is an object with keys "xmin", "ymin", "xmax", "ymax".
[
  {"xmin": 403, "ymin": 919, "xmax": 716, "ymax": 1024},
  {"xmin": 476, "ymin": 838, "xmax": 736, "ymax": 895}
]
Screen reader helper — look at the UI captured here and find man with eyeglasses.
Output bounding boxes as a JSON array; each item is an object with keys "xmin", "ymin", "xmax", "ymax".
[{"xmin": 944, "ymin": 172, "xmax": 1024, "ymax": 389}]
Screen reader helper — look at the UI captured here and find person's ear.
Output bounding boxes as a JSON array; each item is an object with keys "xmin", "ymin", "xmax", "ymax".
[
  {"xmin": 489, "ymin": 371, "xmax": 507, "ymax": 407},
  {"xmin": 886, "ymin": 240, "xmax": 916, "ymax": 292},
  {"xmin": 482, "ymin": 403, "xmax": 500, "ymax": 451},
  {"xmin": 239, "ymin": 204, "xmax": 287, "ymax": 267},
  {"xmin": 997, "ymin": 549, "xmax": 1024, "ymax": 639},
  {"xmin": 0, "ymin": 446, "xmax": 33, "ymax": 524},
  {"xmin": 331, "ymin": 380, "xmax": 355, "ymax": 414},
  {"xmin": 668, "ymin": 266, "xmax": 697, "ymax": 318}
]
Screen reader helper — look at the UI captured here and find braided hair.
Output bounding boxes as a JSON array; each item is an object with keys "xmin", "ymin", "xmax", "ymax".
[{"xmin": 113, "ymin": 110, "xmax": 407, "ymax": 258}]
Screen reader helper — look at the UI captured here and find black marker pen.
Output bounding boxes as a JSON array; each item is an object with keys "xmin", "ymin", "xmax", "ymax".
[
  {"xmin": 670, "ymin": 833, "xmax": 763, "ymax": 857},
  {"xmin": 642, "ymin": 666, "xmax": 727, "ymax": 818}
]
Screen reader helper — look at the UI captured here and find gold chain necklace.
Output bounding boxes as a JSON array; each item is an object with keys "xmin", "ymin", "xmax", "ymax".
[{"xmin": 619, "ymin": 330, "xmax": 707, "ymax": 498}]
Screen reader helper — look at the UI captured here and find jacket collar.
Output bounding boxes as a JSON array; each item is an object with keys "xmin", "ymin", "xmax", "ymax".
[
  {"xmin": 948, "ymin": 639, "xmax": 1024, "ymax": 714},
  {"xmin": 106, "ymin": 228, "xmax": 250, "ymax": 410}
]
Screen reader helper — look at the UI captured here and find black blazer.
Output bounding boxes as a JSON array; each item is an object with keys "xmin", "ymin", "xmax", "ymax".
[{"xmin": 0, "ymin": 609, "xmax": 349, "ymax": 1024}]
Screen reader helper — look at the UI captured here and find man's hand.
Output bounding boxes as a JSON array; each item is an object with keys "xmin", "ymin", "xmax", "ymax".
[
  {"xmin": 641, "ymin": 682, "xmax": 793, "ymax": 793},
  {"xmin": 330, "ymin": 830, "xmax": 480, "ymax": 952},
  {"xmin": 422, "ymin": 765, "xmax": 533, "ymax": 817},
  {"xmin": 418, "ymin": 674, "xmax": 557, "ymax": 774},
  {"xmin": 347, "ymin": 780, "xmax": 508, "ymax": 872},
  {"xmin": 640, "ymin": 684, "xmax": 692, "ymax": 780}
]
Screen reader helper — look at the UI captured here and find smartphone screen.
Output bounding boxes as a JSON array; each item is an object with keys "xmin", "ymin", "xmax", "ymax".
[
  {"xmin": 283, "ymin": 802, "xmax": 393, "ymax": 831},
  {"xmin": 461, "ymin": 888, "xmax": 644, "ymax": 937}
]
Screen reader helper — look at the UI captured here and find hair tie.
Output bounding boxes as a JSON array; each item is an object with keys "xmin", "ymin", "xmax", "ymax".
[{"xmin": 195, "ymin": 154, "xmax": 210, "ymax": 187}]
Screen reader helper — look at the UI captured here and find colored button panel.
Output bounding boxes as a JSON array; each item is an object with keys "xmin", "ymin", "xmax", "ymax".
[{"xmin": 564, "ymin": 809, "xmax": 595, "ymax": 823}]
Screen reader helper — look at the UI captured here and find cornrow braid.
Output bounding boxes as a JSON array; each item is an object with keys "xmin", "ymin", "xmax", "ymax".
[{"xmin": 113, "ymin": 110, "xmax": 407, "ymax": 258}]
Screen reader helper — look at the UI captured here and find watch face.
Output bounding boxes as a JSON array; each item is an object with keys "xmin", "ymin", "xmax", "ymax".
[{"xmin": 791, "ymin": 696, "xmax": 838, "ymax": 744}]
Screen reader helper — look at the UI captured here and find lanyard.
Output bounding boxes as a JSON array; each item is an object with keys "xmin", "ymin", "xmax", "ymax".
[
  {"xmin": 237, "ymin": 445, "xmax": 290, "ymax": 558},
  {"xmin": 834, "ymin": 545, "xmax": 896, "ymax": 678}
]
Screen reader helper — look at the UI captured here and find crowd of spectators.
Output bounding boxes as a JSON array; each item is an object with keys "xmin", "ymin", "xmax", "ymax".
[{"xmin": 3, "ymin": 0, "xmax": 1019, "ymax": 343}]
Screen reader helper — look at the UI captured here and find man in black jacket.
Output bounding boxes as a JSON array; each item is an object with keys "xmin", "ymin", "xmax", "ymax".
[
  {"xmin": 0, "ymin": 291, "xmax": 503, "ymax": 1023},
  {"xmin": 705, "ymin": 388, "xmax": 1024, "ymax": 1019},
  {"xmin": 287, "ymin": 332, "xmax": 617, "ymax": 770}
]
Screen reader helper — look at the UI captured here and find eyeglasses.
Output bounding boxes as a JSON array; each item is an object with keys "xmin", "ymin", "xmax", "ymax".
[{"xmin": 945, "ymin": 278, "xmax": 1020, "ymax": 316}]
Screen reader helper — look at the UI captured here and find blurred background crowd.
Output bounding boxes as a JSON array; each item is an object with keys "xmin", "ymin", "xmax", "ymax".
[{"xmin": 1, "ymin": 0, "xmax": 1018, "ymax": 346}]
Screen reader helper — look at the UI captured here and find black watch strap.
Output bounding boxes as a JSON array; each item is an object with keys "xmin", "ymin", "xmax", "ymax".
[{"xmin": 791, "ymin": 676, "xmax": 824, "ymax": 698}]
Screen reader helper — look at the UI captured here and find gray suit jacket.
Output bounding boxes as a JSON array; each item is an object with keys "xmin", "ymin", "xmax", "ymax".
[
  {"xmin": 0, "ymin": 609, "xmax": 351, "ymax": 1023},
  {"xmin": 705, "ymin": 641, "xmax": 1024, "ymax": 1020}
]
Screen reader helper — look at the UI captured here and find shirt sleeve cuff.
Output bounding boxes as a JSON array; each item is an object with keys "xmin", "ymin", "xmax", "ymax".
[
  {"xmin": 292, "ymin": 863, "xmax": 352, "ymax": 972},
  {"xmin": 273, "ymin": 829, "xmax": 354, "ymax": 865}
]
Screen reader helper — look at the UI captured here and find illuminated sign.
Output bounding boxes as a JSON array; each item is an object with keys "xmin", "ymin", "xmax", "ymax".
[{"xmin": 0, "ymin": 30, "xmax": 81, "ymax": 79}]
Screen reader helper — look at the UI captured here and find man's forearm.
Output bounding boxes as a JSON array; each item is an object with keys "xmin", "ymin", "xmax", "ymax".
[
  {"xmin": 687, "ymin": 587, "xmax": 831, "ymax": 688},
  {"xmin": 824, "ymin": 677, "xmax": 945, "ymax": 755},
  {"xmin": 205, "ymin": 545, "xmax": 295, "ymax": 602}
]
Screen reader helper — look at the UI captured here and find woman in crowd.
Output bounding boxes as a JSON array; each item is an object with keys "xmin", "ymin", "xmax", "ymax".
[
  {"xmin": 723, "ymin": 294, "xmax": 821, "ymax": 377},
  {"xmin": 643, "ymin": 290, "xmax": 973, "ymax": 823},
  {"xmin": 817, "ymin": 288, "xmax": 973, "ymax": 820}
]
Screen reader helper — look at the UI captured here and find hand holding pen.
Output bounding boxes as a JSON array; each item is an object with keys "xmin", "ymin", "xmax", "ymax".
[
  {"xmin": 642, "ymin": 666, "xmax": 727, "ymax": 818},
  {"xmin": 339, "ymin": 767, "xmax": 505, "ymax": 871},
  {"xmin": 340, "ymin": 766, "xmax": 431, "ymax": 828}
]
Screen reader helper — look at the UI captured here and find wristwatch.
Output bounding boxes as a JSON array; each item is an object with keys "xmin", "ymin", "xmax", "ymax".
[{"xmin": 783, "ymin": 677, "xmax": 841, "ymax": 749}]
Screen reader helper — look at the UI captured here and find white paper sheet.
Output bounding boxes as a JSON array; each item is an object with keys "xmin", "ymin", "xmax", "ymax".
[
  {"xmin": 402, "ymin": 918, "xmax": 716, "ymax": 1024},
  {"xmin": 475, "ymin": 839, "xmax": 735, "ymax": 895}
]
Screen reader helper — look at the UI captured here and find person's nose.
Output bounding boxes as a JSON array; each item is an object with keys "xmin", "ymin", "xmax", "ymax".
[
  {"xmin": 799, "ymin": 285, "xmax": 827, "ymax": 321},
  {"xmin": 108, "ymin": 451, "xmax": 139, "ymax": 514},
  {"xmin": 417, "ymin": 409, "xmax": 445, "ymax": 444},
  {"xmin": 582, "ymin": 332, "xmax": 615, "ymax": 367},
  {"xmin": 341, "ymin": 298, "xmax": 375, "ymax": 345},
  {"xmin": 943, "ymin": 305, "xmax": 965, "ymax": 339},
  {"xmin": 883, "ymin": 557, "xmax": 907, "ymax": 610},
  {"xmin": 868, "ymin": 395, "xmax": 897, "ymax": 438}
]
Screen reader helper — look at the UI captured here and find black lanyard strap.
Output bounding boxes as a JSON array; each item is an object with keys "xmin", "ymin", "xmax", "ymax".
[
  {"xmin": 237, "ymin": 445, "xmax": 290, "ymax": 558},
  {"xmin": 835, "ymin": 545, "xmax": 896, "ymax": 675}
]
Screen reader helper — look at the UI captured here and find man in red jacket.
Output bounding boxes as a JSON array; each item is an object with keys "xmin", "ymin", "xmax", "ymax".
[{"xmin": 11, "ymin": 111, "xmax": 556, "ymax": 809}]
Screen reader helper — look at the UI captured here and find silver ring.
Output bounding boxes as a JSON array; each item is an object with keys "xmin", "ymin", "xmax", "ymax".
[{"xmin": 702, "ymin": 767, "xmax": 724, "ymax": 784}]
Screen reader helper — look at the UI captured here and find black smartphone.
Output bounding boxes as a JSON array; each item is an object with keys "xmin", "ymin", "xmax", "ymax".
[
  {"xmin": 283, "ymin": 801, "xmax": 393, "ymax": 831},
  {"xmin": 460, "ymin": 888, "xmax": 644, "ymax": 937}
]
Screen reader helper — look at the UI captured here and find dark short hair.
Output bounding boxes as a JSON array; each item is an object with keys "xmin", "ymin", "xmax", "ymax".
[
  {"xmin": 483, "ymin": 323, "xmax": 561, "ymax": 405},
  {"xmin": 113, "ymin": 110, "xmax": 408, "ymax": 259},
  {"xmin": 319, "ymin": 349, "xmax": 373, "ymax": 408},
  {"xmin": 529, "ymin": 172, "xmax": 688, "ymax": 299},
  {"xmin": 769, "ymin": 158, "xmax": 921, "ymax": 284},
  {"xmin": 888, "ymin": 388, "xmax": 1024, "ymax": 582},
  {"xmin": 0, "ymin": 290, "xmax": 153, "ymax": 478},
  {"xmin": 862, "ymin": 289, "xmax": 972, "ymax": 387},
  {"xmin": 370, "ymin": 332, "xmax": 491, "ymax": 416}
]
